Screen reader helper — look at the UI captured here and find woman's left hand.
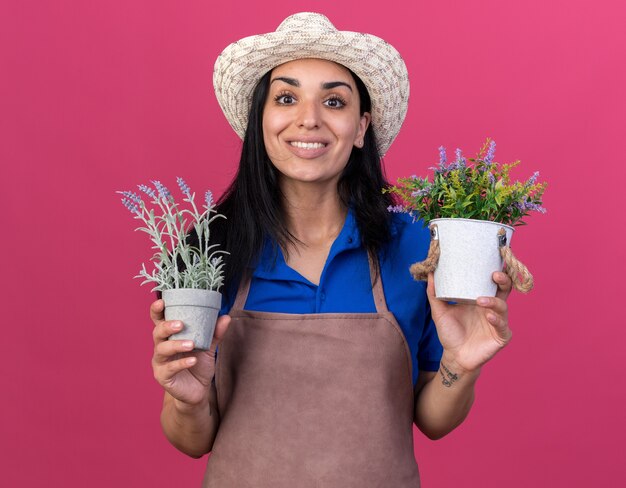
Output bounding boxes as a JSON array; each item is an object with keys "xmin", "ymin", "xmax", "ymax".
[{"xmin": 427, "ymin": 271, "xmax": 513, "ymax": 374}]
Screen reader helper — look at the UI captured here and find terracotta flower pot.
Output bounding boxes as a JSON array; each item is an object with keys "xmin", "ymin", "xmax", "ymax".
[
  {"xmin": 162, "ymin": 288, "xmax": 222, "ymax": 350},
  {"xmin": 430, "ymin": 218, "xmax": 514, "ymax": 303}
]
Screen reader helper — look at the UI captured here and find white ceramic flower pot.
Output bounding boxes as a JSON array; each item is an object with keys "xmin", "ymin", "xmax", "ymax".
[
  {"xmin": 162, "ymin": 288, "xmax": 222, "ymax": 350},
  {"xmin": 430, "ymin": 218, "xmax": 514, "ymax": 303}
]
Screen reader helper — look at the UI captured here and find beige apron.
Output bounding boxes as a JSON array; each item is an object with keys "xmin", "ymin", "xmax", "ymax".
[{"xmin": 204, "ymin": 257, "xmax": 420, "ymax": 487}]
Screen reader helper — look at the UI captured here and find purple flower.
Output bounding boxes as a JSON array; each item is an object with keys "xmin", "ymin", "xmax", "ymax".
[
  {"xmin": 387, "ymin": 204, "xmax": 406, "ymax": 214},
  {"xmin": 484, "ymin": 140, "xmax": 496, "ymax": 164},
  {"xmin": 121, "ymin": 197, "xmax": 140, "ymax": 214},
  {"xmin": 151, "ymin": 180, "xmax": 171, "ymax": 200},
  {"xmin": 205, "ymin": 190, "xmax": 214, "ymax": 207},
  {"xmin": 177, "ymin": 177, "xmax": 191, "ymax": 197},
  {"xmin": 515, "ymin": 200, "xmax": 546, "ymax": 213},
  {"xmin": 137, "ymin": 184, "xmax": 157, "ymax": 199},
  {"xmin": 526, "ymin": 171, "xmax": 539, "ymax": 186},
  {"xmin": 117, "ymin": 190, "xmax": 142, "ymax": 203},
  {"xmin": 432, "ymin": 146, "xmax": 450, "ymax": 172},
  {"xmin": 488, "ymin": 173, "xmax": 496, "ymax": 184},
  {"xmin": 525, "ymin": 201, "xmax": 547, "ymax": 213},
  {"xmin": 438, "ymin": 146, "xmax": 447, "ymax": 167},
  {"xmin": 455, "ymin": 148, "xmax": 467, "ymax": 168},
  {"xmin": 411, "ymin": 187, "xmax": 430, "ymax": 198}
]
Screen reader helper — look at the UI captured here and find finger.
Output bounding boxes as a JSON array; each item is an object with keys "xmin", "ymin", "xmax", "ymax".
[
  {"xmin": 150, "ymin": 299, "xmax": 165, "ymax": 325},
  {"xmin": 485, "ymin": 311, "xmax": 512, "ymax": 342},
  {"xmin": 493, "ymin": 271, "xmax": 512, "ymax": 301},
  {"xmin": 426, "ymin": 272, "xmax": 435, "ymax": 299},
  {"xmin": 476, "ymin": 295, "xmax": 508, "ymax": 315},
  {"xmin": 153, "ymin": 337, "xmax": 195, "ymax": 364},
  {"xmin": 426, "ymin": 273, "xmax": 448, "ymax": 317},
  {"xmin": 154, "ymin": 355, "xmax": 198, "ymax": 385},
  {"xmin": 207, "ymin": 315, "xmax": 232, "ymax": 355},
  {"xmin": 153, "ymin": 319, "xmax": 184, "ymax": 345}
]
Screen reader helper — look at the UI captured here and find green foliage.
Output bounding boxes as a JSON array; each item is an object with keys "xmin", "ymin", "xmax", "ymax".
[
  {"xmin": 118, "ymin": 179, "xmax": 227, "ymax": 292},
  {"xmin": 384, "ymin": 138, "xmax": 547, "ymax": 226}
]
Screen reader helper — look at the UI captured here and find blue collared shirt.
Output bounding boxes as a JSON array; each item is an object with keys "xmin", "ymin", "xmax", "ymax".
[{"xmin": 220, "ymin": 209, "xmax": 443, "ymax": 386}]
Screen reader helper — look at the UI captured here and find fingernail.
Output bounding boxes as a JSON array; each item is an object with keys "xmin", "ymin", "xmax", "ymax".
[
  {"xmin": 477, "ymin": 297, "xmax": 489, "ymax": 305},
  {"xmin": 182, "ymin": 341, "xmax": 193, "ymax": 349},
  {"xmin": 171, "ymin": 322, "xmax": 182, "ymax": 330},
  {"xmin": 186, "ymin": 357, "xmax": 196, "ymax": 365}
]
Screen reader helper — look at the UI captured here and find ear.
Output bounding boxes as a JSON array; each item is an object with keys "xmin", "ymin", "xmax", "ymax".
[{"xmin": 355, "ymin": 111, "xmax": 371, "ymax": 147}]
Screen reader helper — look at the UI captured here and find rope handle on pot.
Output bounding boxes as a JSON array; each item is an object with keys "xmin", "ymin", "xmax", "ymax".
[
  {"xmin": 409, "ymin": 224, "xmax": 534, "ymax": 293},
  {"xmin": 409, "ymin": 224, "xmax": 440, "ymax": 281},
  {"xmin": 497, "ymin": 227, "xmax": 534, "ymax": 293}
]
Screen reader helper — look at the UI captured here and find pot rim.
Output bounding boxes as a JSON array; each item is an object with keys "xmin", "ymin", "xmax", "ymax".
[
  {"xmin": 429, "ymin": 217, "xmax": 514, "ymax": 232},
  {"xmin": 161, "ymin": 288, "xmax": 222, "ymax": 295},
  {"xmin": 161, "ymin": 288, "xmax": 222, "ymax": 303}
]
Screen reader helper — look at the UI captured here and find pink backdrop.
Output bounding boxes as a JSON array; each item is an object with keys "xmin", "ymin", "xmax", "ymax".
[{"xmin": 2, "ymin": 0, "xmax": 624, "ymax": 486}]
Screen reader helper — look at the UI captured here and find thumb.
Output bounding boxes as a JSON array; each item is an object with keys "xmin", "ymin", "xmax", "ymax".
[
  {"xmin": 207, "ymin": 314, "xmax": 231, "ymax": 356},
  {"xmin": 213, "ymin": 314, "xmax": 231, "ymax": 342},
  {"xmin": 426, "ymin": 272, "xmax": 446, "ymax": 317}
]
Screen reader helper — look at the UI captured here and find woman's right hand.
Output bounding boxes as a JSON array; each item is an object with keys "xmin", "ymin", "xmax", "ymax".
[{"xmin": 151, "ymin": 299, "xmax": 232, "ymax": 406}]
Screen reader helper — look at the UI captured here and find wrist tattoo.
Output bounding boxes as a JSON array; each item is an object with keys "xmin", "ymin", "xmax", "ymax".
[{"xmin": 439, "ymin": 362, "xmax": 459, "ymax": 387}]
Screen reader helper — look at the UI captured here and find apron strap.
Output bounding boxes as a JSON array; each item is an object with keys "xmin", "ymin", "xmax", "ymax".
[
  {"xmin": 368, "ymin": 252, "xmax": 389, "ymax": 314},
  {"xmin": 231, "ymin": 269, "xmax": 252, "ymax": 313}
]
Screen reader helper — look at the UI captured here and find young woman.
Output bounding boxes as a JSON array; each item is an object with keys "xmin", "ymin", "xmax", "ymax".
[{"xmin": 150, "ymin": 13, "xmax": 512, "ymax": 487}]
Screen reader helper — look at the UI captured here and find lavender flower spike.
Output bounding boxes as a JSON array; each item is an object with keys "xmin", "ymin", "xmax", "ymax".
[
  {"xmin": 438, "ymin": 146, "xmax": 447, "ymax": 168},
  {"xmin": 117, "ymin": 190, "xmax": 143, "ymax": 203},
  {"xmin": 455, "ymin": 148, "xmax": 467, "ymax": 168},
  {"xmin": 525, "ymin": 201, "xmax": 547, "ymax": 213},
  {"xmin": 151, "ymin": 180, "xmax": 172, "ymax": 201},
  {"xmin": 411, "ymin": 187, "xmax": 430, "ymax": 198},
  {"xmin": 387, "ymin": 204, "xmax": 405, "ymax": 214},
  {"xmin": 137, "ymin": 184, "xmax": 157, "ymax": 199},
  {"xmin": 177, "ymin": 177, "xmax": 192, "ymax": 198},
  {"xmin": 121, "ymin": 197, "xmax": 140, "ymax": 214},
  {"xmin": 484, "ymin": 140, "xmax": 496, "ymax": 164},
  {"xmin": 526, "ymin": 171, "xmax": 539, "ymax": 186},
  {"xmin": 205, "ymin": 190, "xmax": 214, "ymax": 207}
]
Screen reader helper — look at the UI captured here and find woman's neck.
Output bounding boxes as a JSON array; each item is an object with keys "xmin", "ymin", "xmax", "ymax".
[{"xmin": 281, "ymin": 181, "xmax": 347, "ymax": 248}]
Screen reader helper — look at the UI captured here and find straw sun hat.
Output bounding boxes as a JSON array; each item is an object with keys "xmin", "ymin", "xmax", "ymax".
[{"xmin": 213, "ymin": 12, "xmax": 409, "ymax": 156}]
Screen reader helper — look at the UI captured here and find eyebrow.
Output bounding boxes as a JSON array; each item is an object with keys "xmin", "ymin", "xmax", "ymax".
[
  {"xmin": 270, "ymin": 77, "xmax": 353, "ymax": 92},
  {"xmin": 322, "ymin": 81, "xmax": 353, "ymax": 92}
]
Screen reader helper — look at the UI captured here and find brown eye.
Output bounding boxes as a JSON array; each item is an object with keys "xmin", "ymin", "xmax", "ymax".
[
  {"xmin": 324, "ymin": 96, "xmax": 346, "ymax": 108},
  {"xmin": 275, "ymin": 94, "xmax": 295, "ymax": 105}
]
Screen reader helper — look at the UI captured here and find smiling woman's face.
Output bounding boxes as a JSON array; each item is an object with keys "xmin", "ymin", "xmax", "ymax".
[{"xmin": 262, "ymin": 58, "xmax": 371, "ymax": 189}]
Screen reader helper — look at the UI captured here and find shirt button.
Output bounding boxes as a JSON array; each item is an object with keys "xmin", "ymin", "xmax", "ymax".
[
  {"xmin": 321, "ymin": 292, "xmax": 326, "ymax": 301},
  {"xmin": 347, "ymin": 236, "xmax": 353, "ymax": 243}
]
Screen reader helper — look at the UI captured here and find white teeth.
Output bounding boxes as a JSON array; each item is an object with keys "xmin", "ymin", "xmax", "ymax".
[{"xmin": 290, "ymin": 141, "xmax": 326, "ymax": 149}]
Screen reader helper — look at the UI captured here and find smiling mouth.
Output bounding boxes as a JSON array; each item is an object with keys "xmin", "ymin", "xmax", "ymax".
[{"xmin": 289, "ymin": 141, "xmax": 327, "ymax": 149}]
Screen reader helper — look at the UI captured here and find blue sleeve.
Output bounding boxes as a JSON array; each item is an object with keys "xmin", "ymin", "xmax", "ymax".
[{"xmin": 383, "ymin": 212, "xmax": 443, "ymax": 383}]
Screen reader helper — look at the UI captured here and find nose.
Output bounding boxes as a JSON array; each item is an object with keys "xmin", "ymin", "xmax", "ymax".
[{"xmin": 296, "ymin": 99, "xmax": 320, "ymax": 129}]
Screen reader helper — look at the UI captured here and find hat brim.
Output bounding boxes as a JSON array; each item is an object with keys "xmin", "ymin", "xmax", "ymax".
[{"xmin": 213, "ymin": 21, "xmax": 409, "ymax": 156}]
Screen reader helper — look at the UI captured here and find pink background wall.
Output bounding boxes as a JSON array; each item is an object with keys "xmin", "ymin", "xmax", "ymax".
[{"xmin": 2, "ymin": 0, "xmax": 624, "ymax": 486}]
